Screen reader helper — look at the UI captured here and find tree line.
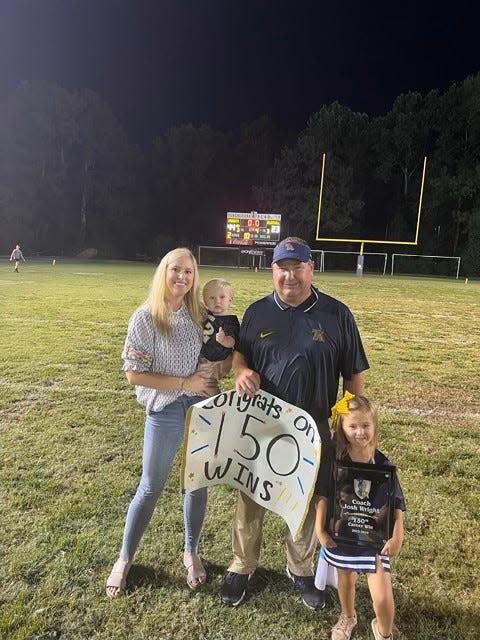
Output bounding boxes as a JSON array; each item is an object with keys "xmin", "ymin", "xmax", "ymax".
[{"xmin": 1, "ymin": 76, "xmax": 479, "ymax": 274}]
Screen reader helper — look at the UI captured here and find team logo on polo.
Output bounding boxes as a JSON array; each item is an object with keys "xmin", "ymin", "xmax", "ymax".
[
  {"xmin": 354, "ymin": 478, "xmax": 371, "ymax": 500},
  {"xmin": 312, "ymin": 327, "xmax": 324, "ymax": 342}
]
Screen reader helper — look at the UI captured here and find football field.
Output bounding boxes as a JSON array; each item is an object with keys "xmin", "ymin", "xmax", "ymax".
[{"xmin": 1, "ymin": 260, "xmax": 479, "ymax": 640}]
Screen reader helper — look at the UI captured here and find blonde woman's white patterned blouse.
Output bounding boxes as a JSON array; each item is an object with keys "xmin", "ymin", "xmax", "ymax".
[{"xmin": 122, "ymin": 304, "xmax": 203, "ymax": 413}]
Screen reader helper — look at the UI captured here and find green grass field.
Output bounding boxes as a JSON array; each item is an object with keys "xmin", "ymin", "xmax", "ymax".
[{"xmin": 1, "ymin": 260, "xmax": 479, "ymax": 640}]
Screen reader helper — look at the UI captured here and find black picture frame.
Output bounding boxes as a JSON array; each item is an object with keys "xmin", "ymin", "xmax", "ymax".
[{"xmin": 328, "ymin": 460, "xmax": 397, "ymax": 550}]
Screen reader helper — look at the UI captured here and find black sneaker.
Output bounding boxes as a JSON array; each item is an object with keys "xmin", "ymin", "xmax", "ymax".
[
  {"xmin": 220, "ymin": 571, "xmax": 252, "ymax": 606},
  {"xmin": 286, "ymin": 566, "xmax": 326, "ymax": 610}
]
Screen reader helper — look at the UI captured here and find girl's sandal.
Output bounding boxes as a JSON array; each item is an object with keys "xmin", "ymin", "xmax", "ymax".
[
  {"xmin": 183, "ymin": 551, "xmax": 206, "ymax": 590},
  {"xmin": 106, "ymin": 558, "xmax": 132, "ymax": 598}
]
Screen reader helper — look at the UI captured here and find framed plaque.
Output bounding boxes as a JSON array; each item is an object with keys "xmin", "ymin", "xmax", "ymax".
[{"xmin": 328, "ymin": 461, "xmax": 396, "ymax": 550}]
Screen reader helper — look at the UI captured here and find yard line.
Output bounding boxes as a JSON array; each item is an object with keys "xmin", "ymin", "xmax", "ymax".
[
  {"xmin": 1, "ymin": 380, "xmax": 478, "ymax": 421},
  {"xmin": 380, "ymin": 405, "xmax": 480, "ymax": 421}
]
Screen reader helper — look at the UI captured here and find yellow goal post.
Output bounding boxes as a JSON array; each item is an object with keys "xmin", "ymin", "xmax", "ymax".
[{"xmin": 315, "ymin": 153, "xmax": 428, "ymax": 257}]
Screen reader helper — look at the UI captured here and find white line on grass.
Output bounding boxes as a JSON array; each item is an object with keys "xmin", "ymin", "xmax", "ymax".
[
  {"xmin": 380, "ymin": 405, "xmax": 480, "ymax": 421},
  {"xmin": 1, "ymin": 379, "xmax": 478, "ymax": 421},
  {"xmin": 0, "ymin": 280, "xmax": 35, "ymax": 284}
]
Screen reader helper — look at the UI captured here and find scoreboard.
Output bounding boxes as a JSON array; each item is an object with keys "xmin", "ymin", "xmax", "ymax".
[{"xmin": 226, "ymin": 211, "xmax": 281, "ymax": 246}]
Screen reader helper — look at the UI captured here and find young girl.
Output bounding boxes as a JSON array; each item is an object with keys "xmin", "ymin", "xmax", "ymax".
[{"xmin": 315, "ymin": 392, "xmax": 406, "ymax": 640}]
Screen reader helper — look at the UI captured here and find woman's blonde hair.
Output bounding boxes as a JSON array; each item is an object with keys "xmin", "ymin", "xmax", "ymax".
[
  {"xmin": 334, "ymin": 394, "xmax": 378, "ymax": 459},
  {"xmin": 146, "ymin": 247, "xmax": 205, "ymax": 336}
]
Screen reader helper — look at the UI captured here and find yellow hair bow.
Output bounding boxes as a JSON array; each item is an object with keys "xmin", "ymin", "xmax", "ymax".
[{"xmin": 331, "ymin": 390, "xmax": 356, "ymax": 424}]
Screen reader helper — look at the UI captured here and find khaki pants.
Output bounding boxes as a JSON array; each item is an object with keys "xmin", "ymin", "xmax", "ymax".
[
  {"xmin": 228, "ymin": 488, "xmax": 320, "ymax": 576},
  {"xmin": 228, "ymin": 418, "xmax": 330, "ymax": 576},
  {"xmin": 197, "ymin": 355, "xmax": 233, "ymax": 394}
]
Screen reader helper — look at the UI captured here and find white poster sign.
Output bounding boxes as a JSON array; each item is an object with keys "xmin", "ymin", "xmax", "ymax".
[{"xmin": 182, "ymin": 388, "xmax": 322, "ymax": 540}]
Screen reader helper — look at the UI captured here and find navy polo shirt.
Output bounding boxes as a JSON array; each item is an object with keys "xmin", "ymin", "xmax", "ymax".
[{"xmin": 237, "ymin": 286, "xmax": 369, "ymax": 424}]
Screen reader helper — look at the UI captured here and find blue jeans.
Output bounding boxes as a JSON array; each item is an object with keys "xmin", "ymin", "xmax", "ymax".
[{"xmin": 120, "ymin": 395, "xmax": 207, "ymax": 561}]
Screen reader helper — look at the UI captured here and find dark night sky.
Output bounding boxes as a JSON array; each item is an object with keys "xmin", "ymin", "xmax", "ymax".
[{"xmin": 0, "ymin": 0, "xmax": 479, "ymax": 146}]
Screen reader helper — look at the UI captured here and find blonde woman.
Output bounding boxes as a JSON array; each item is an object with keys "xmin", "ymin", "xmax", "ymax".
[{"xmin": 106, "ymin": 248, "xmax": 218, "ymax": 597}]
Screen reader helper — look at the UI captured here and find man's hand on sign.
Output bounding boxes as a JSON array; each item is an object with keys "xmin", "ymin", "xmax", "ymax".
[{"xmin": 235, "ymin": 367, "xmax": 261, "ymax": 397}]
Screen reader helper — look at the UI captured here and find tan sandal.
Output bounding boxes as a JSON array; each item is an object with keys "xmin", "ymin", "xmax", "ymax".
[
  {"xmin": 183, "ymin": 551, "xmax": 206, "ymax": 589},
  {"xmin": 106, "ymin": 558, "xmax": 132, "ymax": 598}
]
